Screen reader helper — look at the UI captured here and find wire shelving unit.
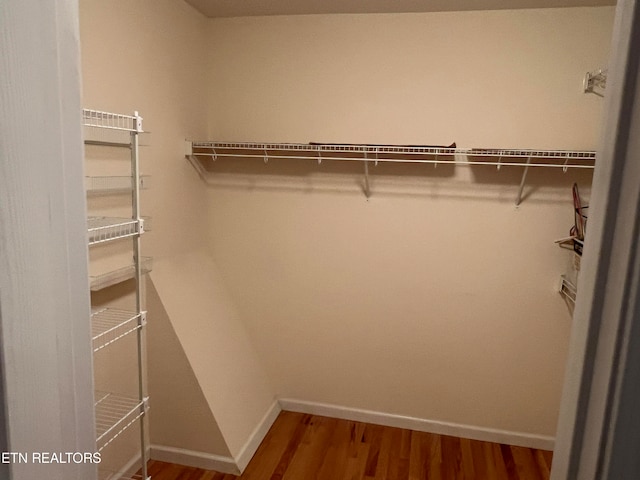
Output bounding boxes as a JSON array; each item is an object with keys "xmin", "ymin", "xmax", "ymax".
[
  {"xmin": 95, "ymin": 391, "xmax": 147, "ymax": 452},
  {"xmin": 88, "ymin": 217, "xmax": 141, "ymax": 245},
  {"xmin": 83, "ymin": 109, "xmax": 142, "ymax": 132},
  {"xmin": 86, "ymin": 175, "xmax": 150, "ymax": 195},
  {"xmin": 186, "ymin": 141, "xmax": 596, "ymax": 204},
  {"xmin": 189, "ymin": 141, "xmax": 596, "ymax": 166},
  {"xmin": 84, "ymin": 109, "xmax": 150, "ymax": 480},
  {"xmin": 92, "ymin": 308, "xmax": 146, "ymax": 352},
  {"xmin": 90, "ymin": 257, "xmax": 153, "ymax": 292}
]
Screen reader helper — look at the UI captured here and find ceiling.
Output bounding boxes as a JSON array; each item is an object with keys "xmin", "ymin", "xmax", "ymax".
[{"xmin": 184, "ymin": 0, "xmax": 615, "ymax": 18}]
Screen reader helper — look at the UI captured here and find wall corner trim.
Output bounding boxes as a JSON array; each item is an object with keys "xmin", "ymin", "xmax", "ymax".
[
  {"xmin": 149, "ymin": 445, "xmax": 239, "ymax": 475},
  {"xmin": 234, "ymin": 399, "xmax": 282, "ymax": 473},
  {"xmin": 278, "ymin": 398, "xmax": 555, "ymax": 451}
]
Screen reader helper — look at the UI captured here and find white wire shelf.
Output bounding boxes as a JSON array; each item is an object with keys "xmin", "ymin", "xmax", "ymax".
[
  {"xmin": 91, "ymin": 308, "xmax": 145, "ymax": 353},
  {"xmin": 189, "ymin": 141, "xmax": 596, "ymax": 169},
  {"xmin": 90, "ymin": 256, "xmax": 153, "ymax": 291},
  {"xmin": 95, "ymin": 392, "xmax": 147, "ymax": 452},
  {"xmin": 83, "ymin": 129, "xmax": 151, "ymax": 148},
  {"xmin": 584, "ymin": 68, "xmax": 607, "ymax": 97},
  {"xmin": 85, "ymin": 175, "xmax": 150, "ymax": 195},
  {"xmin": 83, "ymin": 109, "xmax": 142, "ymax": 133},
  {"xmin": 560, "ymin": 275, "xmax": 577, "ymax": 304},
  {"xmin": 88, "ymin": 217, "xmax": 141, "ymax": 245}
]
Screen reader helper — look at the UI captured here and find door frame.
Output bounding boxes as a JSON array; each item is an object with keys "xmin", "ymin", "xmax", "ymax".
[{"xmin": 551, "ymin": 0, "xmax": 640, "ymax": 478}]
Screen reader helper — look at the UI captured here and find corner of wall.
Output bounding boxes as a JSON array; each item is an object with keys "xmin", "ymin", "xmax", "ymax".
[{"xmin": 149, "ymin": 249, "xmax": 277, "ymax": 460}]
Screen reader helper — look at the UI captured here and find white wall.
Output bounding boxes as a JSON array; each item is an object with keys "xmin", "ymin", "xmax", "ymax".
[
  {"xmin": 204, "ymin": 7, "xmax": 613, "ymax": 438},
  {"xmin": 207, "ymin": 8, "xmax": 611, "ymax": 149},
  {"xmin": 79, "ymin": 1, "xmax": 614, "ymax": 464},
  {"xmin": 150, "ymin": 252, "xmax": 275, "ymax": 459},
  {"xmin": 79, "ymin": 0, "xmax": 276, "ymax": 466},
  {"xmin": 146, "ymin": 282, "xmax": 231, "ymax": 457},
  {"xmin": 80, "ymin": 0, "xmax": 209, "ymax": 258}
]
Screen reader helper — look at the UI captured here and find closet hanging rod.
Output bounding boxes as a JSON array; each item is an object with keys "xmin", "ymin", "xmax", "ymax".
[{"xmin": 191, "ymin": 152, "xmax": 595, "ymax": 169}]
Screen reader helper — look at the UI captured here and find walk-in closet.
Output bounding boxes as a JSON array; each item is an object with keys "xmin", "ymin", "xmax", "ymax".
[{"xmin": 5, "ymin": 1, "xmax": 640, "ymax": 479}]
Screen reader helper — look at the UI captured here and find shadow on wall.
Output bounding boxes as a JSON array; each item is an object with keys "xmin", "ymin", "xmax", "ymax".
[
  {"xmin": 469, "ymin": 163, "xmax": 594, "ymax": 204},
  {"xmin": 201, "ymin": 156, "xmax": 456, "ymax": 178},
  {"xmin": 191, "ymin": 155, "xmax": 593, "ymax": 204},
  {"xmin": 469, "ymin": 161, "xmax": 593, "ymax": 186}
]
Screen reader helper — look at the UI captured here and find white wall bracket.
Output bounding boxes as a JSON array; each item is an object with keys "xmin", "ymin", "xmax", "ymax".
[
  {"xmin": 363, "ymin": 153, "xmax": 371, "ymax": 199},
  {"xmin": 139, "ymin": 311, "xmax": 147, "ymax": 327},
  {"xmin": 515, "ymin": 156, "xmax": 532, "ymax": 206},
  {"xmin": 584, "ymin": 68, "xmax": 607, "ymax": 97},
  {"xmin": 559, "ymin": 275, "xmax": 577, "ymax": 304}
]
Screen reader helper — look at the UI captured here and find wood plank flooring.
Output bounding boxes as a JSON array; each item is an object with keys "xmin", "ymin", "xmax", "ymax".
[{"xmin": 145, "ymin": 411, "xmax": 553, "ymax": 479}]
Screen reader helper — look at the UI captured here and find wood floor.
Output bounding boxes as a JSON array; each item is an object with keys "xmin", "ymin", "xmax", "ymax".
[{"xmin": 146, "ymin": 411, "xmax": 553, "ymax": 479}]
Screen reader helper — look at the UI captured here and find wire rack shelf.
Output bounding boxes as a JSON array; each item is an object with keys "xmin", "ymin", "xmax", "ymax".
[
  {"xmin": 85, "ymin": 176, "xmax": 150, "ymax": 195},
  {"xmin": 92, "ymin": 308, "xmax": 145, "ymax": 353},
  {"xmin": 189, "ymin": 141, "xmax": 596, "ymax": 169},
  {"xmin": 90, "ymin": 256, "xmax": 153, "ymax": 291},
  {"xmin": 187, "ymin": 141, "xmax": 596, "ymax": 204},
  {"xmin": 84, "ymin": 108, "xmax": 149, "ymax": 479},
  {"xmin": 83, "ymin": 109, "xmax": 142, "ymax": 133},
  {"xmin": 88, "ymin": 217, "xmax": 141, "ymax": 245},
  {"xmin": 560, "ymin": 275, "xmax": 577, "ymax": 304},
  {"xmin": 95, "ymin": 392, "xmax": 147, "ymax": 452}
]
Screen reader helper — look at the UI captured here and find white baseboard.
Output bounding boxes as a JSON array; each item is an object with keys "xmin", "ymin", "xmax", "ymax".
[
  {"xmin": 234, "ymin": 399, "xmax": 282, "ymax": 472},
  {"xmin": 147, "ymin": 400, "xmax": 281, "ymax": 476},
  {"xmin": 278, "ymin": 398, "xmax": 555, "ymax": 451},
  {"xmin": 149, "ymin": 445, "xmax": 239, "ymax": 475}
]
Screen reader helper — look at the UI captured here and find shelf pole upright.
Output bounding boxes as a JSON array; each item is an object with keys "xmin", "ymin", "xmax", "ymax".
[{"xmin": 131, "ymin": 112, "xmax": 149, "ymax": 480}]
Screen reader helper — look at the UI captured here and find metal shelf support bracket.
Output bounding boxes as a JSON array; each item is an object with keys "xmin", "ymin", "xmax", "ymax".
[
  {"xmin": 133, "ymin": 111, "xmax": 143, "ymax": 133},
  {"xmin": 363, "ymin": 152, "xmax": 371, "ymax": 199},
  {"xmin": 515, "ymin": 156, "xmax": 532, "ymax": 206},
  {"xmin": 142, "ymin": 397, "xmax": 150, "ymax": 413},
  {"xmin": 584, "ymin": 68, "xmax": 607, "ymax": 97}
]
